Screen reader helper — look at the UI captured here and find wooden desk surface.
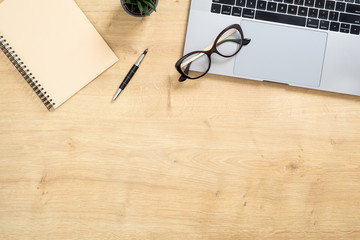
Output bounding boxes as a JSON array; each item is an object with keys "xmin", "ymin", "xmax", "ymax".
[{"xmin": 1, "ymin": 0, "xmax": 360, "ymax": 239}]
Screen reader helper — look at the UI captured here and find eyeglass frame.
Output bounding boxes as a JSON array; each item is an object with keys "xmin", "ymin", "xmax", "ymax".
[{"xmin": 175, "ymin": 24, "xmax": 251, "ymax": 82}]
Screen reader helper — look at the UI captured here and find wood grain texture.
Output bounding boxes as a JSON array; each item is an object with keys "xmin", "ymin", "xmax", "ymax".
[{"xmin": 1, "ymin": 0, "xmax": 360, "ymax": 239}]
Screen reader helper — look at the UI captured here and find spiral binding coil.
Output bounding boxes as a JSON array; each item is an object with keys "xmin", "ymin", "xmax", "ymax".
[{"xmin": 0, "ymin": 34, "xmax": 54, "ymax": 110}]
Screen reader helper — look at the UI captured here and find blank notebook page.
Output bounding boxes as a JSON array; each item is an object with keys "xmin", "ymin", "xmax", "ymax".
[{"xmin": 0, "ymin": 0, "xmax": 118, "ymax": 109}]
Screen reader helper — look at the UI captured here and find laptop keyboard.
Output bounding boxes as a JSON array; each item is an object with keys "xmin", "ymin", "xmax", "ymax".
[{"xmin": 211, "ymin": 0, "xmax": 360, "ymax": 35}]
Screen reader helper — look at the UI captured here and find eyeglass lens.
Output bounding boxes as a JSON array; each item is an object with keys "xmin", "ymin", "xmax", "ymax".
[
  {"xmin": 180, "ymin": 53, "xmax": 210, "ymax": 79},
  {"xmin": 216, "ymin": 28, "xmax": 242, "ymax": 57}
]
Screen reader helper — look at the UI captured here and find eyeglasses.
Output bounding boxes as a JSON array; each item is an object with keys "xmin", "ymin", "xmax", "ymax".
[{"xmin": 175, "ymin": 24, "xmax": 251, "ymax": 82}]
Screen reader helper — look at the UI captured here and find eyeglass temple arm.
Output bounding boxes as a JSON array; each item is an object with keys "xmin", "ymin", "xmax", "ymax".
[
  {"xmin": 180, "ymin": 37, "xmax": 251, "ymax": 68},
  {"xmin": 180, "ymin": 38, "xmax": 251, "ymax": 69},
  {"xmin": 178, "ymin": 64, "xmax": 191, "ymax": 82},
  {"xmin": 180, "ymin": 29, "xmax": 238, "ymax": 68},
  {"xmin": 218, "ymin": 38, "xmax": 251, "ymax": 46},
  {"xmin": 180, "ymin": 38, "xmax": 251, "ymax": 68}
]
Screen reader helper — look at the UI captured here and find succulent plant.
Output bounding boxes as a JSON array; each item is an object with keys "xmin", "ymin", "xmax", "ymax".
[{"xmin": 125, "ymin": 0, "xmax": 157, "ymax": 16}]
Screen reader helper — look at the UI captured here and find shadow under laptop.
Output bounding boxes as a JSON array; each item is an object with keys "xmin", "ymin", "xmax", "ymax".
[{"xmin": 172, "ymin": 71, "xmax": 360, "ymax": 104}]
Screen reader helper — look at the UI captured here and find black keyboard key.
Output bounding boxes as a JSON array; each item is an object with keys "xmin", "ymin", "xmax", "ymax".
[
  {"xmin": 315, "ymin": 0, "xmax": 326, "ymax": 8},
  {"xmin": 236, "ymin": 0, "xmax": 246, "ymax": 6},
  {"xmin": 211, "ymin": 3, "xmax": 222, "ymax": 13},
  {"xmin": 232, "ymin": 6, "xmax": 242, "ymax": 16},
  {"xmin": 346, "ymin": 4, "xmax": 360, "ymax": 14},
  {"xmin": 320, "ymin": 20, "xmax": 330, "ymax": 29},
  {"xmin": 350, "ymin": 24, "xmax": 360, "ymax": 34},
  {"xmin": 222, "ymin": 5, "xmax": 233, "ymax": 14},
  {"xmin": 255, "ymin": 10, "xmax": 307, "ymax": 26},
  {"xmin": 340, "ymin": 23, "xmax": 350, "ymax": 33},
  {"xmin": 288, "ymin": 4, "xmax": 298, "ymax": 13},
  {"xmin": 247, "ymin": 0, "xmax": 257, "ymax": 8},
  {"xmin": 305, "ymin": 0, "xmax": 315, "ymax": 7},
  {"xmin": 274, "ymin": 0, "xmax": 283, "ymax": 2},
  {"xmin": 340, "ymin": 12, "xmax": 360, "ymax": 24},
  {"xmin": 285, "ymin": 0, "xmax": 294, "ymax": 3},
  {"xmin": 213, "ymin": 0, "xmax": 236, "ymax": 5},
  {"xmin": 267, "ymin": 2, "xmax": 278, "ymax": 11},
  {"xmin": 222, "ymin": 5, "xmax": 232, "ymax": 14},
  {"xmin": 319, "ymin": 9, "xmax": 329, "ymax": 18},
  {"xmin": 294, "ymin": 0, "xmax": 305, "ymax": 5},
  {"xmin": 243, "ymin": 8, "xmax": 255, "ymax": 17},
  {"xmin": 257, "ymin": 0, "xmax": 267, "ymax": 10},
  {"xmin": 278, "ymin": 3, "xmax": 288, "ymax": 12},
  {"xmin": 330, "ymin": 21, "xmax": 340, "ymax": 31},
  {"xmin": 309, "ymin": 8, "xmax": 319, "ymax": 17},
  {"xmin": 299, "ymin": 6, "xmax": 309, "ymax": 15},
  {"xmin": 329, "ymin": 11, "xmax": 339, "ymax": 20},
  {"xmin": 355, "ymin": 0, "xmax": 360, "ymax": 3},
  {"xmin": 325, "ymin": 1, "xmax": 335, "ymax": 10},
  {"xmin": 336, "ymin": 2, "xmax": 346, "ymax": 11},
  {"xmin": 345, "ymin": 0, "xmax": 354, "ymax": 3},
  {"xmin": 307, "ymin": 18, "xmax": 320, "ymax": 27}
]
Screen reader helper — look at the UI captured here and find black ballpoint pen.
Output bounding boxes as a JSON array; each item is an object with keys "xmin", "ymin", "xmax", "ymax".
[{"xmin": 112, "ymin": 48, "xmax": 148, "ymax": 101}]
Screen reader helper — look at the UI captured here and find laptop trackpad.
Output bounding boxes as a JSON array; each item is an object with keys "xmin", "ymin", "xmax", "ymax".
[{"xmin": 234, "ymin": 20, "xmax": 327, "ymax": 87}]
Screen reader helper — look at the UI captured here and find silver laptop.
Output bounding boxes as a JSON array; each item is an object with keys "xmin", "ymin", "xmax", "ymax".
[{"xmin": 183, "ymin": 0, "xmax": 360, "ymax": 96}]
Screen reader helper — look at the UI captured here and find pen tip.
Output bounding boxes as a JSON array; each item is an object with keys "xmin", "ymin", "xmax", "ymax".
[
  {"xmin": 144, "ymin": 48, "xmax": 148, "ymax": 55},
  {"xmin": 113, "ymin": 88, "xmax": 122, "ymax": 101}
]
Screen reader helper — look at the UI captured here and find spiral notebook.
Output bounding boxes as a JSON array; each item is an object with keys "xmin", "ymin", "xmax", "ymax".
[{"xmin": 0, "ymin": 0, "xmax": 118, "ymax": 110}]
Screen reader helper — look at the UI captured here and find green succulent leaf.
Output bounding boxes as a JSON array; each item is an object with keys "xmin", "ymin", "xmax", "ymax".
[
  {"xmin": 137, "ymin": 1, "xmax": 144, "ymax": 14},
  {"xmin": 143, "ymin": 0, "xmax": 156, "ymax": 11},
  {"xmin": 124, "ymin": 0, "xmax": 157, "ymax": 15}
]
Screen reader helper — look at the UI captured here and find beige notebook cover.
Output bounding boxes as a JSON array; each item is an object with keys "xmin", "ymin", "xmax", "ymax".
[{"xmin": 0, "ymin": 0, "xmax": 118, "ymax": 110}]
